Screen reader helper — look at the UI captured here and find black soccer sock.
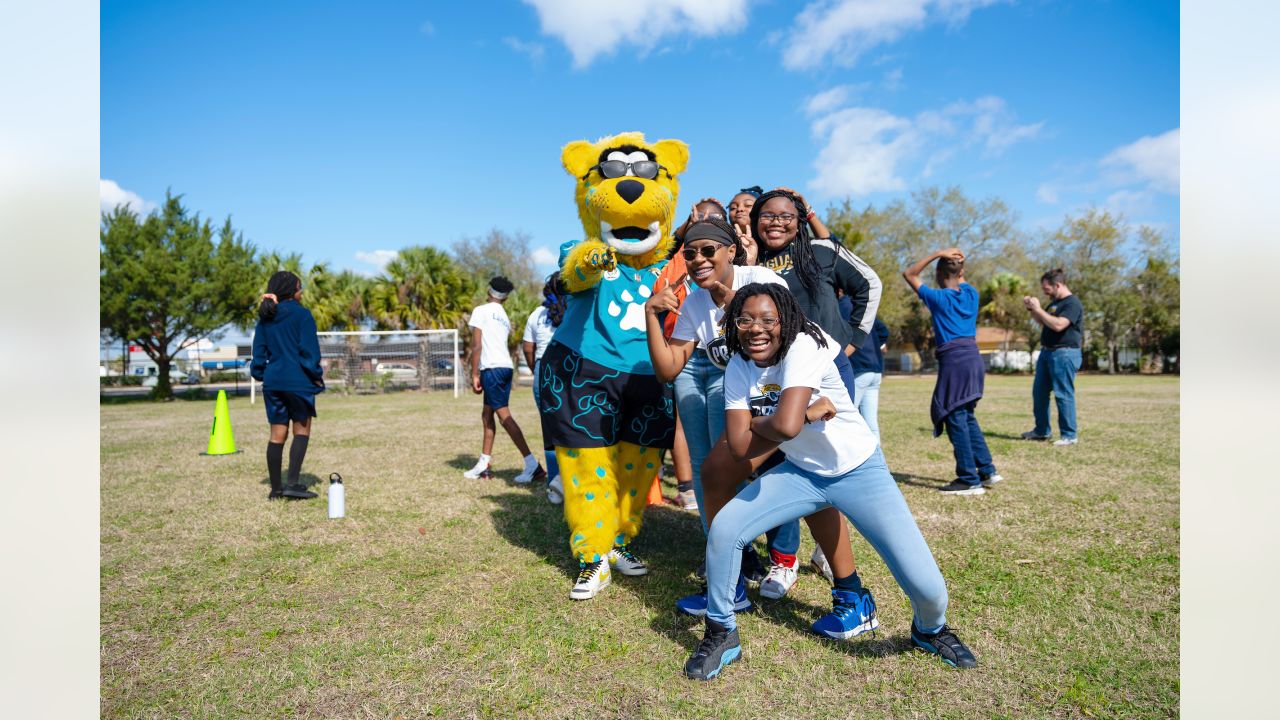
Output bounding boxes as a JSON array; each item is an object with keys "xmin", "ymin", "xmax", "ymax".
[
  {"xmin": 677, "ymin": 480, "xmax": 693, "ymax": 493},
  {"xmin": 287, "ymin": 435, "xmax": 310, "ymax": 483},
  {"xmin": 834, "ymin": 570, "xmax": 864, "ymax": 594},
  {"xmin": 266, "ymin": 442, "xmax": 284, "ymax": 491}
]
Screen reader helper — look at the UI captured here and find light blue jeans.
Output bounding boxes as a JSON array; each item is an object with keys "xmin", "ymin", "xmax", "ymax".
[
  {"xmin": 705, "ymin": 448, "xmax": 948, "ymax": 632},
  {"xmin": 673, "ymin": 352, "xmax": 800, "ymax": 555},
  {"xmin": 853, "ymin": 372, "xmax": 882, "ymax": 441},
  {"xmin": 1033, "ymin": 347, "xmax": 1082, "ymax": 439}
]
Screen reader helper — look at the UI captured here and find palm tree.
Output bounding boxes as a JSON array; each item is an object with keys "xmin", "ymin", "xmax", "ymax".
[{"xmin": 368, "ymin": 246, "xmax": 476, "ymax": 330}]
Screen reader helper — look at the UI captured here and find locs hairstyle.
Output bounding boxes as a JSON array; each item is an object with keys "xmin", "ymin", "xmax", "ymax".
[
  {"xmin": 541, "ymin": 272, "xmax": 569, "ymax": 327},
  {"xmin": 747, "ymin": 189, "xmax": 829, "ymax": 296},
  {"xmin": 258, "ymin": 270, "xmax": 301, "ymax": 322},
  {"xmin": 721, "ymin": 282, "xmax": 827, "ymax": 367}
]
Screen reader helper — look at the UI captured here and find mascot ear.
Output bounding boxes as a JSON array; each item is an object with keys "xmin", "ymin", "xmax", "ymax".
[
  {"xmin": 651, "ymin": 139, "xmax": 689, "ymax": 176},
  {"xmin": 562, "ymin": 140, "xmax": 598, "ymax": 178}
]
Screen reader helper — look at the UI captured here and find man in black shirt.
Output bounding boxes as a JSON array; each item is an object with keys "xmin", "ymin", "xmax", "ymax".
[{"xmin": 1021, "ymin": 269, "xmax": 1084, "ymax": 445}]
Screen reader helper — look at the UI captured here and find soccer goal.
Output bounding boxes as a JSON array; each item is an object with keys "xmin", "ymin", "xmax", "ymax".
[{"xmin": 250, "ymin": 329, "xmax": 461, "ymax": 402}]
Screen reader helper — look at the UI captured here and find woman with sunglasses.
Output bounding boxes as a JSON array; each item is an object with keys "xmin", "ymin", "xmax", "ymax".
[
  {"xmin": 683, "ymin": 283, "xmax": 978, "ymax": 681},
  {"xmin": 646, "ymin": 217, "xmax": 810, "ymax": 606}
]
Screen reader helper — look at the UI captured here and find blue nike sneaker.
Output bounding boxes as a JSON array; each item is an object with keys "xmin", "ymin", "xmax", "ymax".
[
  {"xmin": 675, "ymin": 575, "xmax": 753, "ymax": 617},
  {"xmin": 683, "ymin": 618, "xmax": 741, "ymax": 681},
  {"xmin": 811, "ymin": 588, "xmax": 880, "ymax": 639}
]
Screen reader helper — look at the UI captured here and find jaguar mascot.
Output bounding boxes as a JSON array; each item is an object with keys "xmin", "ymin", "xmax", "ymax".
[{"xmin": 539, "ymin": 131, "xmax": 688, "ymax": 600}]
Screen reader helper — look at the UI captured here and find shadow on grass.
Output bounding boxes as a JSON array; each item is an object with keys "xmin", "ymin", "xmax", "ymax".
[
  {"xmin": 256, "ymin": 472, "xmax": 323, "ymax": 489},
  {"xmin": 891, "ymin": 472, "xmax": 951, "ymax": 490},
  {"xmin": 983, "ymin": 431, "xmax": 1042, "ymax": 441}
]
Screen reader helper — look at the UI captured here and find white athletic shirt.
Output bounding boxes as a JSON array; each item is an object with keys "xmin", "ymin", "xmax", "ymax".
[
  {"xmin": 522, "ymin": 305, "xmax": 556, "ymax": 364},
  {"xmin": 724, "ymin": 329, "xmax": 877, "ymax": 476},
  {"xmin": 468, "ymin": 302, "xmax": 514, "ymax": 370},
  {"xmin": 671, "ymin": 265, "xmax": 788, "ymax": 369}
]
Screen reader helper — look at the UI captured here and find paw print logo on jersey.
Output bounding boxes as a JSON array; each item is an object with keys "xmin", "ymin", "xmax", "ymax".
[{"xmin": 607, "ymin": 285, "xmax": 652, "ymax": 333}]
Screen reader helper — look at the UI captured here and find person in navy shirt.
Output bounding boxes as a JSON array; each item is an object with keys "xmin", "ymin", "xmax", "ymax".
[
  {"xmin": 250, "ymin": 271, "xmax": 325, "ymax": 500},
  {"xmin": 902, "ymin": 249, "xmax": 1002, "ymax": 495}
]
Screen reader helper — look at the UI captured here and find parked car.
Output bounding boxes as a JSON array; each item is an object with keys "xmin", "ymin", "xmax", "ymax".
[
  {"xmin": 180, "ymin": 373, "xmax": 202, "ymax": 385},
  {"xmin": 375, "ymin": 363, "xmax": 420, "ymax": 385}
]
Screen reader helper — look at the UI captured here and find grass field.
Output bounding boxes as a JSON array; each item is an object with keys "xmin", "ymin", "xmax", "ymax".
[{"xmin": 100, "ymin": 374, "xmax": 1179, "ymax": 719}]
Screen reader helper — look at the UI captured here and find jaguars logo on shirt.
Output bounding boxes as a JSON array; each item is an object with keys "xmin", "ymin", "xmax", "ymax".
[
  {"xmin": 706, "ymin": 335, "xmax": 732, "ymax": 369},
  {"xmin": 748, "ymin": 383, "xmax": 783, "ymax": 417}
]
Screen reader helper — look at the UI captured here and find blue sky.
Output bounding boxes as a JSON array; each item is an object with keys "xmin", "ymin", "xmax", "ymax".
[{"xmin": 101, "ymin": 0, "xmax": 1179, "ymax": 278}]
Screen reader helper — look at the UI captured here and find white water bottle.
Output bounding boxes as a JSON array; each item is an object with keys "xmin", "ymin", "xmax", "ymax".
[{"xmin": 328, "ymin": 473, "xmax": 345, "ymax": 519}]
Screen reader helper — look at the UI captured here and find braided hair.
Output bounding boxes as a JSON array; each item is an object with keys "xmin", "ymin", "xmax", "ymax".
[
  {"xmin": 748, "ymin": 189, "xmax": 828, "ymax": 297},
  {"xmin": 721, "ymin": 282, "xmax": 827, "ymax": 367},
  {"xmin": 258, "ymin": 270, "xmax": 301, "ymax": 322},
  {"xmin": 541, "ymin": 272, "xmax": 568, "ymax": 327},
  {"xmin": 686, "ymin": 216, "xmax": 749, "ymax": 267}
]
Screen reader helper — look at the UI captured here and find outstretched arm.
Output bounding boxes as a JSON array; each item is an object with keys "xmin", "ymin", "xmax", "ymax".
[{"xmin": 902, "ymin": 248, "xmax": 964, "ymax": 292}]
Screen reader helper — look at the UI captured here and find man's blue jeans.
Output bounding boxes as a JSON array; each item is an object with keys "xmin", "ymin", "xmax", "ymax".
[
  {"xmin": 674, "ymin": 352, "xmax": 799, "ymax": 554},
  {"xmin": 853, "ymin": 372, "xmax": 882, "ymax": 442},
  {"xmin": 705, "ymin": 448, "xmax": 948, "ymax": 632},
  {"xmin": 1033, "ymin": 347, "xmax": 1082, "ymax": 439},
  {"xmin": 943, "ymin": 401, "xmax": 996, "ymax": 487}
]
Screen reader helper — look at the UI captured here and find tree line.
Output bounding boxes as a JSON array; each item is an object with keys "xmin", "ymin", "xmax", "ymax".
[{"xmin": 102, "ymin": 187, "xmax": 1178, "ymax": 399}]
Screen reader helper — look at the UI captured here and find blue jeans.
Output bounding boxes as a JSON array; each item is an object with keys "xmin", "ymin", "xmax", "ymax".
[
  {"xmin": 1033, "ymin": 348, "xmax": 1081, "ymax": 439},
  {"xmin": 706, "ymin": 448, "xmax": 948, "ymax": 632},
  {"xmin": 532, "ymin": 361, "xmax": 558, "ymax": 478},
  {"xmin": 943, "ymin": 401, "xmax": 996, "ymax": 486},
  {"xmin": 853, "ymin": 372, "xmax": 882, "ymax": 441},
  {"xmin": 674, "ymin": 352, "xmax": 799, "ymax": 555}
]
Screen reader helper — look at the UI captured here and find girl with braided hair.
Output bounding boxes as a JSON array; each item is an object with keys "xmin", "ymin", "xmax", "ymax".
[
  {"xmin": 523, "ymin": 272, "xmax": 569, "ymax": 502},
  {"xmin": 683, "ymin": 283, "xmax": 978, "ymax": 680}
]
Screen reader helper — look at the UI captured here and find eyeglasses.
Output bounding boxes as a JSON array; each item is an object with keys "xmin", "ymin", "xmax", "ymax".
[
  {"xmin": 759, "ymin": 212, "xmax": 797, "ymax": 225},
  {"xmin": 681, "ymin": 245, "xmax": 722, "ymax": 261},
  {"xmin": 582, "ymin": 160, "xmax": 668, "ymax": 181},
  {"xmin": 733, "ymin": 316, "xmax": 780, "ymax": 331}
]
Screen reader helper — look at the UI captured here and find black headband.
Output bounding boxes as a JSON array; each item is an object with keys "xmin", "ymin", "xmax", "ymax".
[{"xmin": 683, "ymin": 220, "xmax": 736, "ymax": 247}]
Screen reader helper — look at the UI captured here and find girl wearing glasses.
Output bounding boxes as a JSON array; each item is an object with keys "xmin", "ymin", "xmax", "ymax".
[
  {"xmin": 683, "ymin": 283, "xmax": 977, "ymax": 680},
  {"xmin": 645, "ymin": 217, "xmax": 815, "ymax": 609}
]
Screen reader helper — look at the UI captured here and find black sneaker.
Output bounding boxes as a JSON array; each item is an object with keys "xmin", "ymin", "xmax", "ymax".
[
  {"xmin": 282, "ymin": 484, "xmax": 318, "ymax": 499},
  {"xmin": 683, "ymin": 618, "xmax": 742, "ymax": 681},
  {"xmin": 911, "ymin": 622, "xmax": 978, "ymax": 669},
  {"xmin": 267, "ymin": 489, "xmax": 284, "ymax": 500},
  {"xmin": 938, "ymin": 480, "xmax": 985, "ymax": 496},
  {"xmin": 741, "ymin": 547, "xmax": 767, "ymax": 584}
]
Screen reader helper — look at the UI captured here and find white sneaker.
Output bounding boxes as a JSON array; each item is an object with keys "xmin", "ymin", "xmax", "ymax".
[
  {"xmin": 462, "ymin": 458, "xmax": 491, "ymax": 479},
  {"xmin": 514, "ymin": 461, "xmax": 546, "ymax": 485},
  {"xmin": 609, "ymin": 545, "xmax": 649, "ymax": 576},
  {"xmin": 677, "ymin": 488, "xmax": 698, "ymax": 512},
  {"xmin": 759, "ymin": 557, "xmax": 799, "ymax": 599},
  {"xmin": 1053, "ymin": 437, "xmax": 1078, "ymax": 446},
  {"xmin": 982, "ymin": 473, "xmax": 1004, "ymax": 488},
  {"xmin": 570, "ymin": 559, "xmax": 611, "ymax": 600},
  {"xmin": 547, "ymin": 475, "xmax": 564, "ymax": 504},
  {"xmin": 810, "ymin": 546, "xmax": 834, "ymax": 584}
]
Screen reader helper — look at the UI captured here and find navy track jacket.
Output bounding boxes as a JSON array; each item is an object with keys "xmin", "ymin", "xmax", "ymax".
[{"xmin": 250, "ymin": 300, "xmax": 326, "ymax": 393}]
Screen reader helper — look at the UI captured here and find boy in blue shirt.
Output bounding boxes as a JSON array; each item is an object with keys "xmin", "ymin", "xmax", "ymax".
[{"xmin": 902, "ymin": 249, "xmax": 1002, "ymax": 495}]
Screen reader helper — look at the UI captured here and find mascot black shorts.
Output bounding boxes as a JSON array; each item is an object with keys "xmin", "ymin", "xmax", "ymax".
[{"xmin": 537, "ymin": 341, "xmax": 675, "ymax": 450}]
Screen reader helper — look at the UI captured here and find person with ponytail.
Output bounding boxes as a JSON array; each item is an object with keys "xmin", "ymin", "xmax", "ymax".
[
  {"xmin": 682, "ymin": 283, "xmax": 978, "ymax": 681},
  {"xmin": 523, "ymin": 272, "xmax": 569, "ymax": 503},
  {"xmin": 250, "ymin": 271, "xmax": 325, "ymax": 500}
]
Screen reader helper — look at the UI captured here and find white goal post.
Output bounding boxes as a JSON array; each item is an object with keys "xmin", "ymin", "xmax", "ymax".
[{"xmin": 250, "ymin": 329, "xmax": 461, "ymax": 402}]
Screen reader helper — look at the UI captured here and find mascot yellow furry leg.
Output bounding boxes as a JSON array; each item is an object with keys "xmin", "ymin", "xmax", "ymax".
[{"xmin": 537, "ymin": 132, "xmax": 688, "ymax": 600}]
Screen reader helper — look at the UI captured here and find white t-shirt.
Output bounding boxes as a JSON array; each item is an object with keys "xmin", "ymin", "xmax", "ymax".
[
  {"xmin": 724, "ymin": 329, "xmax": 877, "ymax": 477},
  {"xmin": 671, "ymin": 265, "xmax": 788, "ymax": 369},
  {"xmin": 522, "ymin": 305, "xmax": 556, "ymax": 364},
  {"xmin": 468, "ymin": 302, "xmax": 514, "ymax": 370}
]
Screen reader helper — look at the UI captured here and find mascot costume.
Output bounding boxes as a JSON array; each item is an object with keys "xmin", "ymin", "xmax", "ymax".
[{"xmin": 539, "ymin": 131, "xmax": 688, "ymax": 600}]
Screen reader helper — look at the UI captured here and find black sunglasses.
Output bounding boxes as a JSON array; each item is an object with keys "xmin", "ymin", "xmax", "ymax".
[
  {"xmin": 681, "ymin": 245, "xmax": 723, "ymax": 261},
  {"xmin": 581, "ymin": 159, "xmax": 669, "ymax": 181}
]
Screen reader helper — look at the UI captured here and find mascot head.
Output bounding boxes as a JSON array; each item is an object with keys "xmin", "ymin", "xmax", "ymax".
[{"xmin": 561, "ymin": 132, "xmax": 688, "ymax": 261}]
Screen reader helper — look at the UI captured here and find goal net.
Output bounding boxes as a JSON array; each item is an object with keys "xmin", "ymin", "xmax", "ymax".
[{"xmin": 251, "ymin": 329, "xmax": 461, "ymax": 401}]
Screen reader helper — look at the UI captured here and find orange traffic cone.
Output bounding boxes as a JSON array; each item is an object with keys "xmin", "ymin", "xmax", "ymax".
[{"xmin": 647, "ymin": 472, "xmax": 664, "ymax": 506}]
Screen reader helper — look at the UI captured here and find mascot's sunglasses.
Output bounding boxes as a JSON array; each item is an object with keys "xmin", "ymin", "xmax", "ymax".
[{"xmin": 581, "ymin": 160, "xmax": 670, "ymax": 181}]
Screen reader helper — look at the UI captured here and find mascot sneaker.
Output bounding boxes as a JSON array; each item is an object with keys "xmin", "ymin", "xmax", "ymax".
[
  {"xmin": 684, "ymin": 619, "xmax": 741, "ymax": 681},
  {"xmin": 911, "ymin": 622, "xmax": 979, "ymax": 669},
  {"xmin": 570, "ymin": 559, "xmax": 611, "ymax": 600},
  {"xmin": 676, "ymin": 576, "xmax": 753, "ymax": 617},
  {"xmin": 609, "ymin": 545, "xmax": 648, "ymax": 576},
  {"xmin": 546, "ymin": 474, "xmax": 564, "ymax": 504},
  {"xmin": 812, "ymin": 588, "xmax": 880, "ymax": 640}
]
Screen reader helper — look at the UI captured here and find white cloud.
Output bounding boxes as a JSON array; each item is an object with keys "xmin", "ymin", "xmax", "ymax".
[
  {"xmin": 420, "ymin": 21, "xmax": 436, "ymax": 36},
  {"xmin": 1104, "ymin": 188, "xmax": 1157, "ymax": 217},
  {"xmin": 804, "ymin": 85, "xmax": 858, "ymax": 116},
  {"xmin": 1036, "ymin": 184, "xmax": 1059, "ymax": 205},
  {"xmin": 99, "ymin": 179, "xmax": 154, "ymax": 216},
  {"xmin": 532, "ymin": 246, "xmax": 558, "ymax": 267},
  {"xmin": 354, "ymin": 249, "xmax": 398, "ymax": 273},
  {"xmin": 1101, "ymin": 128, "xmax": 1179, "ymax": 194},
  {"xmin": 503, "ymin": 36, "xmax": 547, "ymax": 65},
  {"xmin": 882, "ymin": 67, "xmax": 904, "ymax": 91},
  {"xmin": 782, "ymin": 0, "xmax": 1006, "ymax": 70},
  {"xmin": 807, "ymin": 92, "xmax": 1041, "ymax": 196},
  {"xmin": 520, "ymin": 0, "xmax": 750, "ymax": 68}
]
